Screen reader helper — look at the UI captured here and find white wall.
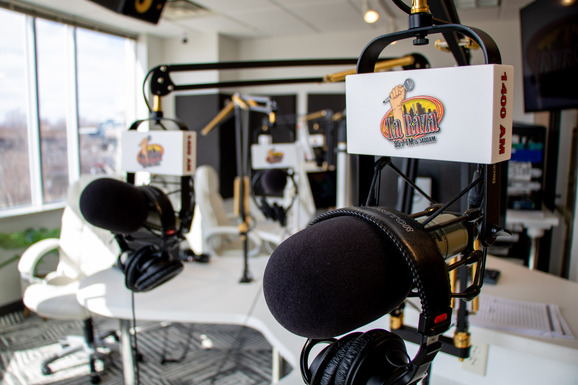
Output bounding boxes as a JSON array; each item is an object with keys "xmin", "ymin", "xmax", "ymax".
[
  {"xmin": 233, "ymin": 16, "xmax": 532, "ymax": 123},
  {"xmin": 3, "ymin": 11, "xmax": 577, "ymax": 309},
  {"xmin": 237, "ymin": 18, "xmax": 576, "ymax": 280},
  {"xmin": 151, "ymin": 16, "xmax": 535, "ymax": 122},
  {"xmin": 151, "ymin": 33, "xmax": 224, "ymax": 119},
  {"xmin": 150, "ymin": 14, "xmax": 577, "ymax": 280}
]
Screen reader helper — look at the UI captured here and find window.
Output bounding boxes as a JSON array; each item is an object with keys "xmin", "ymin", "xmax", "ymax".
[
  {"xmin": 0, "ymin": 9, "xmax": 30, "ymax": 208},
  {"xmin": 77, "ymin": 28, "xmax": 134, "ymax": 176},
  {"xmin": 0, "ymin": 8, "xmax": 136, "ymax": 214},
  {"xmin": 36, "ymin": 18, "xmax": 70, "ymax": 203}
]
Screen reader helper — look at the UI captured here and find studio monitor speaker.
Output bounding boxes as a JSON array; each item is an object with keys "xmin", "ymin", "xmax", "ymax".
[{"xmin": 89, "ymin": 0, "xmax": 167, "ymax": 24}]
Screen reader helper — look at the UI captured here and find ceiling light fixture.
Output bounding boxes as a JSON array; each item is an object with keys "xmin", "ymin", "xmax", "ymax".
[
  {"xmin": 162, "ymin": 0, "xmax": 210, "ymax": 20},
  {"xmin": 363, "ymin": 0, "xmax": 380, "ymax": 23}
]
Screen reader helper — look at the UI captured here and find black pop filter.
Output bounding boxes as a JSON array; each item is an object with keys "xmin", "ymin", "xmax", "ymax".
[
  {"xmin": 263, "ymin": 214, "xmax": 413, "ymax": 339},
  {"xmin": 79, "ymin": 178, "xmax": 149, "ymax": 234}
]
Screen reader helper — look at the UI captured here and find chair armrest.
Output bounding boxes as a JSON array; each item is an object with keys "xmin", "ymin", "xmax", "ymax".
[
  {"xmin": 205, "ymin": 226, "xmax": 264, "ymax": 257},
  {"xmin": 18, "ymin": 238, "xmax": 60, "ymax": 281},
  {"xmin": 253, "ymin": 229, "xmax": 283, "ymax": 247}
]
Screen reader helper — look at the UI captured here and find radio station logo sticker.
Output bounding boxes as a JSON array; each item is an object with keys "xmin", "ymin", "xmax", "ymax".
[
  {"xmin": 265, "ymin": 148, "xmax": 284, "ymax": 164},
  {"xmin": 137, "ymin": 135, "xmax": 164, "ymax": 167},
  {"xmin": 380, "ymin": 79, "xmax": 444, "ymax": 148}
]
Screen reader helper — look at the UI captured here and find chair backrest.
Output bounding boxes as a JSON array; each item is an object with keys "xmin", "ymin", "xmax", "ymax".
[
  {"xmin": 193, "ymin": 165, "xmax": 238, "ymax": 253},
  {"xmin": 194, "ymin": 165, "xmax": 231, "ymax": 227},
  {"xmin": 56, "ymin": 175, "xmax": 121, "ymax": 279}
]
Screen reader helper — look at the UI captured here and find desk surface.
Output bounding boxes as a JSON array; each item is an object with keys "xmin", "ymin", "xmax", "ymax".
[
  {"xmin": 77, "ymin": 256, "xmax": 306, "ymax": 372},
  {"xmin": 78, "ymin": 255, "xmax": 578, "ymax": 383},
  {"xmin": 469, "ymin": 256, "xmax": 578, "ymax": 364}
]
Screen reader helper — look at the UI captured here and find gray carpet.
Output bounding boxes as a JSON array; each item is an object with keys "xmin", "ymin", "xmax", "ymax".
[{"xmin": 0, "ymin": 310, "xmax": 291, "ymax": 384}]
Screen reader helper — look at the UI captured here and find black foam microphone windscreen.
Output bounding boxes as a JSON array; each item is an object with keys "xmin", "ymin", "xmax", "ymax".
[
  {"xmin": 263, "ymin": 215, "xmax": 413, "ymax": 339},
  {"xmin": 79, "ymin": 178, "xmax": 149, "ymax": 234},
  {"xmin": 261, "ymin": 169, "xmax": 287, "ymax": 195}
]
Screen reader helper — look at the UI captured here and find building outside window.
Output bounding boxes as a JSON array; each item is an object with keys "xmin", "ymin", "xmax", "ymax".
[
  {"xmin": 0, "ymin": 9, "xmax": 30, "ymax": 209},
  {"xmin": 0, "ymin": 7, "xmax": 136, "ymax": 214}
]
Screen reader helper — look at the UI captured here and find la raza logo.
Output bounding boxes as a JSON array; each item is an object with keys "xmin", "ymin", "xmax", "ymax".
[
  {"xmin": 137, "ymin": 135, "xmax": 164, "ymax": 168},
  {"xmin": 380, "ymin": 79, "xmax": 444, "ymax": 148}
]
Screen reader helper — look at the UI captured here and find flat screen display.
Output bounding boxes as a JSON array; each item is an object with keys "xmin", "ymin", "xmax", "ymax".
[{"xmin": 520, "ymin": 0, "xmax": 578, "ymax": 112}]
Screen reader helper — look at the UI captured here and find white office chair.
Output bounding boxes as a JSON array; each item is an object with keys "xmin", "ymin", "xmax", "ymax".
[
  {"xmin": 18, "ymin": 175, "xmax": 121, "ymax": 383},
  {"xmin": 188, "ymin": 165, "xmax": 283, "ymax": 257}
]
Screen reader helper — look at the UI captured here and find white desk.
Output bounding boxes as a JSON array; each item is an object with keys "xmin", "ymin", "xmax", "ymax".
[
  {"xmin": 77, "ymin": 255, "xmax": 306, "ymax": 385},
  {"xmin": 386, "ymin": 256, "xmax": 578, "ymax": 385},
  {"xmin": 78, "ymin": 255, "xmax": 578, "ymax": 385}
]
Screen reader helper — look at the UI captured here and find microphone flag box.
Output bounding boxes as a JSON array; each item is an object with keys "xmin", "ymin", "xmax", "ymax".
[
  {"xmin": 121, "ymin": 130, "xmax": 196, "ymax": 175},
  {"xmin": 346, "ymin": 64, "xmax": 514, "ymax": 164},
  {"xmin": 251, "ymin": 142, "xmax": 300, "ymax": 170}
]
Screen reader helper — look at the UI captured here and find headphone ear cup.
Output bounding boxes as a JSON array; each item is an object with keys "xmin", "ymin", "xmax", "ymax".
[
  {"xmin": 272, "ymin": 203, "xmax": 287, "ymax": 227},
  {"xmin": 116, "ymin": 250, "xmax": 131, "ymax": 273},
  {"xmin": 123, "ymin": 245, "xmax": 184, "ymax": 292},
  {"xmin": 308, "ymin": 329, "xmax": 408, "ymax": 385},
  {"xmin": 124, "ymin": 246, "xmax": 153, "ymax": 291},
  {"xmin": 337, "ymin": 329, "xmax": 408, "ymax": 385},
  {"xmin": 260, "ymin": 197, "xmax": 274, "ymax": 220},
  {"xmin": 310, "ymin": 333, "xmax": 362, "ymax": 385},
  {"xmin": 333, "ymin": 330, "xmax": 382, "ymax": 385}
]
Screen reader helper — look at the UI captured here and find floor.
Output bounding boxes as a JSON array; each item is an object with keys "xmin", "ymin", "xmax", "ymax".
[{"xmin": 0, "ymin": 309, "xmax": 290, "ymax": 385}]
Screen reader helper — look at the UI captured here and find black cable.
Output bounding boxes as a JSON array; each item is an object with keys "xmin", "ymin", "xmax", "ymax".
[
  {"xmin": 142, "ymin": 69, "xmax": 154, "ymax": 114},
  {"xmin": 365, "ymin": 157, "xmax": 437, "ymax": 208},
  {"xmin": 364, "ymin": 157, "xmax": 389, "ymax": 206},
  {"xmin": 420, "ymin": 173, "xmax": 483, "ymax": 227},
  {"xmin": 386, "ymin": 160, "xmax": 436, "ymax": 205},
  {"xmin": 160, "ymin": 323, "xmax": 196, "ymax": 364},
  {"xmin": 209, "ymin": 286, "xmax": 263, "ymax": 384},
  {"xmin": 130, "ymin": 291, "xmax": 141, "ymax": 385},
  {"xmin": 391, "ymin": 0, "xmax": 411, "ymax": 14}
]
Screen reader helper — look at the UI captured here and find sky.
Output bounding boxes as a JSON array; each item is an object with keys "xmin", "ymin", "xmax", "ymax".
[{"xmin": 0, "ymin": 7, "xmax": 135, "ymax": 127}]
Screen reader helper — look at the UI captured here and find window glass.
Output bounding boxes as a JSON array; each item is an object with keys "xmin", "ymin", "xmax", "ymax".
[
  {"xmin": 0, "ymin": 9, "xmax": 135, "ymax": 214},
  {"xmin": 36, "ymin": 18, "xmax": 69, "ymax": 203},
  {"xmin": 76, "ymin": 28, "xmax": 132, "ymax": 175},
  {"xmin": 0, "ymin": 9, "xmax": 31, "ymax": 210}
]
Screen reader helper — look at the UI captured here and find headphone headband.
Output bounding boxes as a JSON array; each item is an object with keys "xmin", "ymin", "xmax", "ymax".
[
  {"xmin": 251, "ymin": 169, "xmax": 298, "ymax": 227},
  {"xmin": 128, "ymin": 117, "xmax": 189, "ymax": 132}
]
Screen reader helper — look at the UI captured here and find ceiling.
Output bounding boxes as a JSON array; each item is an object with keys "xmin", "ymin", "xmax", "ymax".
[{"xmin": 5, "ymin": 0, "xmax": 533, "ymax": 39}]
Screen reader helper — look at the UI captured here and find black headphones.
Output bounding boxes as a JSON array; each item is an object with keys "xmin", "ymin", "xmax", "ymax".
[
  {"xmin": 117, "ymin": 185, "xmax": 184, "ymax": 292},
  {"xmin": 251, "ymin": 169, "xmax": 298, "ymax": 227},
  {"xmin": 300, "ymin": 206, "xmax": 452, "ymax": 385}
]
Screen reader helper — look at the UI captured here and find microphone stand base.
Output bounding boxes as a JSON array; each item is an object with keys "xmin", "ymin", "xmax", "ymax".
[{"xmin": 239, "ymin": 276, "xmax": 254, "ymax": 284}]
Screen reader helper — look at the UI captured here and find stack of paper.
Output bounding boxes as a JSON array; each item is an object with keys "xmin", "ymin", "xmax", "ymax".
[{"xmin": 468, "ymin": 294, "xmax": 574, "ymax": 339}]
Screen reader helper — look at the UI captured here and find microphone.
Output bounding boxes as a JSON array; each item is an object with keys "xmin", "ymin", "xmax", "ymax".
[
  {"xmin": 263, "ymin": 208, "xmax": 468, "ymax": 339},
  {"xmin": 383, "ymin": 78, "xmax": 415, "ymax": 103},
  {"xmin": 79, "ymin": 178, "xmax": 149, "ymax": 234},
  {"xmin": 261, "ymin": 169, "xmax": 288, "ymax": 195}
]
